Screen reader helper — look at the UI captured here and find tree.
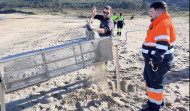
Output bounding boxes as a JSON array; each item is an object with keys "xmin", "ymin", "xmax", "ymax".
[{"xmin": 141, "ymin": 1, "xmax": 150, "ymax": 10}]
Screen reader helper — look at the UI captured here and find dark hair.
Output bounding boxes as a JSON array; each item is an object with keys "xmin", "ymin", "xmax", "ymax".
[
  {"xmin": 104, "ymin": 5, "xmax": 112, "ymax": 11},
  {"xmin": 120, "ymin": 13, "xmax": 122, "ymax": 16},
  {"xmin": 149, "ymin": 1, "xmax": 168, "ymax": 11}
]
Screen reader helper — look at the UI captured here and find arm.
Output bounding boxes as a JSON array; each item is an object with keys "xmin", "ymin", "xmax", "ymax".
[
  {"xmin": 88, "ymin": 14, "xmax": 105, "ymax": 33},
  {"xmin": 87, "ymin": 22, "xmax": 105, "ymax": 34},
  {"xmin": 88, "ymin": 22, "xmax": 112, "ymax": 34},
  {"xmin": 151, "ymin": 24, "xmax": 170, "ymax": 65},
  {"xmin": 92, "ymin": 6, "xmax": 97, "ymax": 18},
  {"xmin": 95, "ymin": 20, "xmax": 114, "ymax": 34},
  {"xmin": 94, "ymin": 28, "xmax": 105, "ymax": 34},
  {"xmin": 89, "ymin": 6, "xmax": 97, "ymax": 23}
]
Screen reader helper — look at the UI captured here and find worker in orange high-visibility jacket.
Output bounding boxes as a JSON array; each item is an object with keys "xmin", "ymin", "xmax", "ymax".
[{"xmin": 141, "ymin": 1, "xmax": 176, "ymax": 111}]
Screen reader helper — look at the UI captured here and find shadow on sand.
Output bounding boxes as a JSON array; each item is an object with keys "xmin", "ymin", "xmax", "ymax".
[
  {"xmin": 164, "ymin": 68, "xmax": 189, "ymax": 84},
  {"xmin": 2, "ymin": 78, "xmax": 90, "ymax": 111}
]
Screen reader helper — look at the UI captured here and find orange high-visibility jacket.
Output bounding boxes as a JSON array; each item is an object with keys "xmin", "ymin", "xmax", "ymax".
[{"xmin": 142, "ymin": 12, "xmax": 176, "ymax": 64}]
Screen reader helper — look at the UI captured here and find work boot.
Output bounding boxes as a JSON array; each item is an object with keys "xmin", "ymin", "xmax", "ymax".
[
  {"xmin": 117, "ymin": 32, "xmax": 119, "ymax": 35},
  {"xmin": 119, "ymin": 32, "xmax": 121, "ymax": 36}
]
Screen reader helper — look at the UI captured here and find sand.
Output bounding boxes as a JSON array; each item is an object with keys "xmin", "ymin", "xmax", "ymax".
[{"xmin": 0, "ymin": 13, "xmax": 189, "ymax": 111}]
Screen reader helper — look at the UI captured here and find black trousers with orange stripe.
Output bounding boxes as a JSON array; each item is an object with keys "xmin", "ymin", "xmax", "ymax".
[{"xmin": 143, "ymin": 59, "xmax": 172, "ymax": 110}]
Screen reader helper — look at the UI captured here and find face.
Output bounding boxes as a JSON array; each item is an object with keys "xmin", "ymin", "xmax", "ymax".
[
  {"xmin": 149, "ymin": 8, "xmax": 158, "ymax": 22},
  {"xmin": 103, "ymin": 9, "xmax": 111, "ymax": 18}
]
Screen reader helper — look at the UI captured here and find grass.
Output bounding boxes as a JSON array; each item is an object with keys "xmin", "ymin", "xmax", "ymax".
[
  {"xmin": 1, "ymin": 7, "xmax": 189, "ymax": 20},
  {"xmin": 169, "ymin": 11, "xmax": 189, "ymax": 18}
]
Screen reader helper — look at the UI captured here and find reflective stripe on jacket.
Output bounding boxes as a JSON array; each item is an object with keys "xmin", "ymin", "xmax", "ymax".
[
  {"xmin": 142, "ymin": 12, "xmax": 176, "ymax": 64},
  {"xmin": 116, "ymin": 16, "xmax": 125, "ymax": 23}
]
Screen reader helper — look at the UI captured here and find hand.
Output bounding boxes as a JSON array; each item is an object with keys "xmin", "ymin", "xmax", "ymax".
[
  {"xmin": 149, "ymin": 58, "xmax": 158, "ymax": 72},
  {"xmin": 149, "ymin": 58, "xmax": 154, "ymax": 67},
  {"xmin": 92, "ymin": 6, "xmax": 96, "ymax": 17}
]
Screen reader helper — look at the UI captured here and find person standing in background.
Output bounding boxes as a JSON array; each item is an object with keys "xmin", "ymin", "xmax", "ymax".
[
  {"xmin": 116, "ymin": 13, "xmax": 125, "ymax": 36},
  {"xmin": 111, "ymin": 13, "xmax": 117, "ymax": 28}
]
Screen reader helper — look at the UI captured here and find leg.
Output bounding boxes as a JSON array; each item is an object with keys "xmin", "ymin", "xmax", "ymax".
[
  {"xmin": 114, "ymin": 22, "xmax": 116, "ymax": 28},
  {"xmin": 117, "ymin": 29, "xmax": 120, "ymax": 35},
  {"xmin": 117, "ymin": 23, "xmax": 119, "ymax": 35},
  {"xmin": 120, "ymin": 24, "xmax": 123, "ymax": 36},
  {"xmin": 118, "ymin": 28, "xmax": 121, "ymax": 36},
  {"xmin": 118, "ymin": 24, "xmax": 121, "ymax": 36},
  {"xmin": 117, "ymin": 22, "xmax": 122, "ymax": 35},
  {"xmin": 142, "ymin": 60, "xmax": 168, "ymax": 110}
]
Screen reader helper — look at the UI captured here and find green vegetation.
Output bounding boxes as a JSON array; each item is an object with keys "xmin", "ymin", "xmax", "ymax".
[
  {"xmin": 0, "ymin": 0, "xmax": 189, "ymax": 18},
  {"xmin": 169, "ymin": 11, "xmax": 189, "ymax": 18},
  {"xmin": 1, "ymin": 0, "xmax": 189, "ymax": 11}
]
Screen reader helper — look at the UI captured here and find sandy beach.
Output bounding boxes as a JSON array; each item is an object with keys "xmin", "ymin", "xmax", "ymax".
[{"xmin": 0, "ymin": 13, "xmax": 189, "ymax": 111}]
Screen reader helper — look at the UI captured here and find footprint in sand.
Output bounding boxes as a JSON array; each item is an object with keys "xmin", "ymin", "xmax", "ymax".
[
  {"xmin": 176, "ymin": 107, "xmax": 188, "ymax": 111},
  {"xmin": 51, "ymin": 93, "xmax": 64, "ymax": 100}
]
